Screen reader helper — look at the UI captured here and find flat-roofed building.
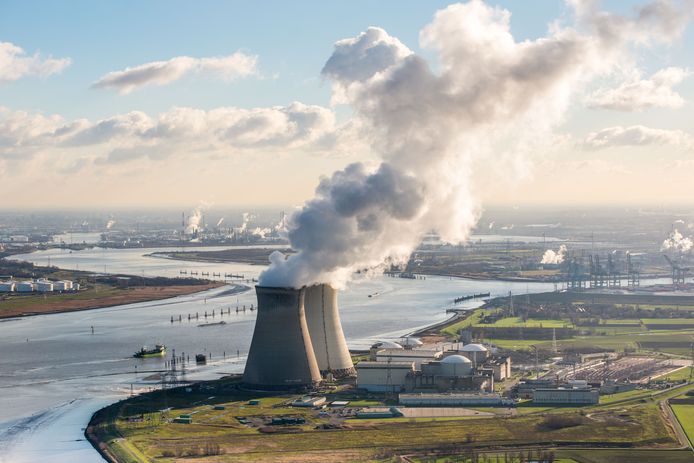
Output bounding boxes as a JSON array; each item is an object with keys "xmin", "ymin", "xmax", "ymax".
[
  {"xmin": 356, "ymin": 361, "xmax": 414, "ymax": 392},
  {"xmin": 532, "ymin": 388, "xmax": 599, "ymax": 405},
  {"xmin": 375, "ymin": 348, "xmax": 442, "ymax": 368},
  {"xmin": 399, "ymin": 392, "xmax": 513, "ymax": 407}
]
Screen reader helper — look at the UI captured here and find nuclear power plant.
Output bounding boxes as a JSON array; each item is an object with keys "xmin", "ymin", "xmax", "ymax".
[{"xmin": 243, "ymin": 283, "xmax": 354, "ymax": 389}]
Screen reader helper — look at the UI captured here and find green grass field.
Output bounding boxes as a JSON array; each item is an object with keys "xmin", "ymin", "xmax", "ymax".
[
  {"xmin": 441, "ymin": 309, "xmax": 489, "ymax": 337},
  {"xmin": 98, "ymin": 386, "xmax": 682, "ymax": 463},
  {"xmin": 671, "ymin": 404, "xmax": 694, "ymax": 446},
  {"xmin": 476, "ymin": 316, "xmax": 573, "ymax": 328}
]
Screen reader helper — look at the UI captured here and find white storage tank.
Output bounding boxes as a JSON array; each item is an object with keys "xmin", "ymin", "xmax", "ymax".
[
  {"xmin": 53, "ymin": 280, "xmax": 73, "ymax": 291},
  {"xmin": 0, "ymin": 281, "xmax": 15, "ymax": 292},
  {"xmin": 36, "ymin": 280, "xmax": 54, "ymax": 292},
  {"xmin": 16, "ymin": 281, "xmax": 34, "ymax": 292}
]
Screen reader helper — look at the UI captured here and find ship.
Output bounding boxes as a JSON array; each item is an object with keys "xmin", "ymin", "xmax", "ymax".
[{"xmin": 133, "ymin": 344, "xmax": 166, "ymax": 358}]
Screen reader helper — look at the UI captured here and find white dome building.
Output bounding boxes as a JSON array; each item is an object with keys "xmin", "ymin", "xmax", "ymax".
[
  {"xmin": 400, "ymin": 337, "xmax": 424, "ymax": 349},
  {"xmin": 440, "ymin": 354, "xmax": 473, "ymax": 376},
  {"xmin": 460, "ymin": 343, "xmax": 489, "ymax": 365},
  {"xmin": 371, "ymin": 341, "xmax": 404, "ymax": 350}
]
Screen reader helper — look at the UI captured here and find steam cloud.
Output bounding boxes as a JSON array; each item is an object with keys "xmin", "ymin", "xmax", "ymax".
[
  {"xmin": 662, "ymin": 228, "xmax": 693, "ymax": 253},
  {"xmin": 186, "ymin": 203, "xmax": 210, "ymax": 234},
  {"xmin": 541, "ymin": 245, "xmax": 568, "ymax": 265},
  {"xmin": 106, "ymin": 219, "xmax": 116, "ymax": 229},
  {"xmin": 259, "ymin": 0, "xmax": 692, "ymax": 289}
]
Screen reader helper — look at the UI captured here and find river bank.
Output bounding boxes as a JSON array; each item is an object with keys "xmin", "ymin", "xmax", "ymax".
[{"xmin": 0, "ymin": 282, "xmax": 224, "ymax": 319}]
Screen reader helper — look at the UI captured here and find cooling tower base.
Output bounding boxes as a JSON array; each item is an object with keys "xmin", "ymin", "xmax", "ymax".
[
  {"xmin": 322, "ymin": 366, "xmax": 356, "ymax": 378},
  {"xmin": 240, "ymin": 381, "xmax": 321, "ymax": 392}
]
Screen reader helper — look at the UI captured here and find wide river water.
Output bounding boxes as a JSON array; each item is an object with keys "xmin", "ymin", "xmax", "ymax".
[{"xmin": 0, "ymin": 246, "xmax": 557, "ymax": 462}]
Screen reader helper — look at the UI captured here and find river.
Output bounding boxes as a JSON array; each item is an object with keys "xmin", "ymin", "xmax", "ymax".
[{"xmin": 0, "ymin": 246, "xmax": 557, "ymax": 462}]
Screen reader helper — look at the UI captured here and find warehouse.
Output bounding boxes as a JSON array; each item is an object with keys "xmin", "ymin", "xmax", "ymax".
[
  {"xmin": 399, "ymin": 392, "xmax": 513, "ymax": 407},
  {"xmin": 374, "ymin": 348, "xmax": 442, "ymax": 368},
  {"xmin": 355, "ymin": 361, "xmax": 415, "ymax": 392},
  {"xmin": 532, "ymin": 388, "xmax": 599, "ymax": 405}
]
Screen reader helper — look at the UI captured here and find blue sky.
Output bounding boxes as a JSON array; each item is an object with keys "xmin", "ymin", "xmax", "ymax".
[
  {"xmin": 1, "ymin": 1, "xmax": 571, "ymax": 119},
  {"xmin": 0, "ymin": 1, "xmax": 693, "ymax": 208}
]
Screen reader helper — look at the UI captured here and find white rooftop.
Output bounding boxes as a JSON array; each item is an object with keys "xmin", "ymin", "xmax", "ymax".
[
  {"xmin": 441, "ymin": 354, "xmax": 472, "ymax": 364},
  {"xmin": 461, "ymin": 343, "xmax": 488, "ymax": 352}
]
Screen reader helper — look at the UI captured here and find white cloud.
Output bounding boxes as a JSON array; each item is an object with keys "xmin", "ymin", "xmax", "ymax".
[
  {"xmin": 583, "ymin": 125, "xmax": 694, "ymax": 150},
  {"xmin": 0, "ymin": 42, "xmax": 71, "ymax": 82},
  {"xmin": 0, "ymin": 103, "xmax": 339, "ymax": 163},
  {"xmin": 92, "ymin": 51, "xmax": 258, "ymax": 94},
  {"xmin": 587, "ymin": 67, "xmax": 690, "ymax": 111}
]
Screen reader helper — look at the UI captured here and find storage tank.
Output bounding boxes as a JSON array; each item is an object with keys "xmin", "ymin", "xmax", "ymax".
[
  {"xmin": 54, "ymin": 280, "xmax": 73, "ymax": 291},
  {"xmin": 304, "ymin": 284, "xmax": 355, "ymax": 376},
  {"xmin": 0, "ymin": 281, "xmax": 15, "ymax": 292},
  {"xmin": 36, "ymin": 280, "xmax": 54, "ymax": 292},
  {"xmin": 16, "ymin": 281, "xmax": 34, "ymax": 293},
  {"xmin": 243, "ymin": 286, "xmax": 321, "ymax": 389}
]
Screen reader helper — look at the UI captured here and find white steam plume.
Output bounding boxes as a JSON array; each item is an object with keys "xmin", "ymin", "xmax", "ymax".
[
  {"xmin": 216, "ymin": 217, "xmax": 225, "ymax": 227},
  {"xmin": 106, "ymin": 219, "xmax": 116, "ymax": 229},
  {"xmin": 661, "ymin": 228, "xmax": 693, "ymax": 253},
  {"xmin": 185, "ymin": 202, "xmax": 210, "ymax": 234},
  {"xmin": 259, "ymin": 0, "xmax": 692, "ymax": 289},
  {"xmin": 541, "ymin": 244, "xmax": 568, "ymax": 265}
]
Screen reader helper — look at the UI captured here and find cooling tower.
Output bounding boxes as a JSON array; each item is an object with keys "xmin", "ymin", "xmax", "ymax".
[
  {"xmin": 243, "ymin": 286, "xmax": 321, "ymax": 389},
  {"xmin": 304, "ymin": 284, "xmax": 355, "ymax": 376}
]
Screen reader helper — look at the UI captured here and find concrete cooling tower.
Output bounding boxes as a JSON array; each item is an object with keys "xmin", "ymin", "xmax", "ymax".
[
  {"xmin": 242, "ymin": 286, "xmax": 321, "ymax": 389},
  {"xmin": 304, "ymin": 284, "xmax": 355, "ymax": 376}
]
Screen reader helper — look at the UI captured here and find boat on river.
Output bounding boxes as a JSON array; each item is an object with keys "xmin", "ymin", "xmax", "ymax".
[{"xmin": 133, "ymin": 344, "xmax": 166, "ymax": 358}]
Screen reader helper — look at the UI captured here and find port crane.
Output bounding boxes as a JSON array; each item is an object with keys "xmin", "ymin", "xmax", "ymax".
[{"xmin": 663, "ymin": 254, "xmax": 689, "ymax": 287}]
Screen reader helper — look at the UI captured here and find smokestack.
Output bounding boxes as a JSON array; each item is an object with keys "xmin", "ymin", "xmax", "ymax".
[
  {"xmin": 243, "ymin": 286, "xmax": 321, "ymax": 389},
  {"xmin": 304, "ymin": 284, "xmax": 355, "ymax": 376}
]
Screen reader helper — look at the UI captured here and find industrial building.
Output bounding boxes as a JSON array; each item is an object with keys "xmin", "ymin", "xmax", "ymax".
[
  {"xmin": 374, "ymin": 348, "xmax": 442, "ymax": 368},
  {"xmin": 242, "ymin": 284, "xmax": 355, "ymax": 389},
  {"xmin": 291, "ymin": 396, "xmax": 327, "ymax": 407},
  {"xmin": 355, "ymin": 361, "xmax": 415, "ymax": 392},
  {"xmin": 399, "ymin": 392, "xmax": 513, "ymax": 407},
  {"xmin": 532, "ymin": 387, "xmax": 599, "ymax": 405},
  {"xmin": 356, "ymin": 341, "xmax": 512, "ymax": 394},
  {"xmin": 458, "ymin": 343, "xmax": 489, "ymax": 366},
  {"xmin": 442, "ymin": 343, "xmax": 511, "ymax": 381}
]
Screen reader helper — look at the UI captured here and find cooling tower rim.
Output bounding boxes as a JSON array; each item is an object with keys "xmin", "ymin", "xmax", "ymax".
[
  {"xmin": 255, "ymin": 283, "xmax": 337, "ymax": 291},
  {"xmin": 254, "ymin": 285, "xmax": 303, "ymax": 291}
]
